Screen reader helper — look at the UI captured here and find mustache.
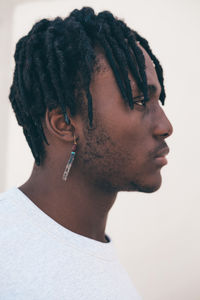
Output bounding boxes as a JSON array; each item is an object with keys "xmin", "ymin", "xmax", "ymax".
[{"xmin": 150, "ymin": 142, "xmax": 169, "ymax": 158}]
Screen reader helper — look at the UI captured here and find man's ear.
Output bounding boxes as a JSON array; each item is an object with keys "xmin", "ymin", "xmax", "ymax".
[{"xmin": 45, "ymin": 107, "xmax": 74, "ymax": 143}]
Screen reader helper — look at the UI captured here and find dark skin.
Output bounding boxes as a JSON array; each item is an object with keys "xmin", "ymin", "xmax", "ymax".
[{"xmin": 19, "ymin": 44, "xmax": 173, "ymax": 243}]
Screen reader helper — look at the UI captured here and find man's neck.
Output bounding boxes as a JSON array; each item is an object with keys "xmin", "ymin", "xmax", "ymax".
[{"xmin": 19, "ymin": 163, "xmax": 117, "ymax": 243}]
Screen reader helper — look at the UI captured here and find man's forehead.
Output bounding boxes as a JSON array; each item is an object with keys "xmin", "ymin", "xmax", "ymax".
[
  {"xmin": 92, "ymin": 42, "xmax": 160, "ymax": 98},
  {"xmin": 94, "ymin": 42, "xmax": 156, "ymax": 75},
  {"xmin": 93, "ymin": 46, "xmax": 111, "ymax": 74}
]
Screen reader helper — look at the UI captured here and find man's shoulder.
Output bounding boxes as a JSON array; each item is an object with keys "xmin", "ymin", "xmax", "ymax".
[
  {"xmin": 0, "ymin": 187, "xmax": 18, "ymax": 212},
  {"xmin": 0, "ymin": 187, "xmax": 21, "ymax": 234}
]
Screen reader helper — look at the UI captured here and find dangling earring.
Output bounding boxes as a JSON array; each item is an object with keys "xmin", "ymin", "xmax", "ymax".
[{"xmin": 62, "ymin": 134, "xmax": 77, "ymax": 181}]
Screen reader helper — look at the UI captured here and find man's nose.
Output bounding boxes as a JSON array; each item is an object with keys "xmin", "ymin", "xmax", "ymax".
[{"xmin": 153, "ymin": 109, "xmax": 173, "ymax": 139}]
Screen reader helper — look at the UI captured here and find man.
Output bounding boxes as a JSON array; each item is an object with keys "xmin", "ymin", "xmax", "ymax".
[{"xmin": 0, "ymin": 6, "xmax": 173, "ymax": 299}]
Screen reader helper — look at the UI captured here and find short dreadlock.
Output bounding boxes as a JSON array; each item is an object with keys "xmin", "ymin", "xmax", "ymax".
[{"xmin": 9, "ymin": 7, "xmax": 166, "ymax": 166}]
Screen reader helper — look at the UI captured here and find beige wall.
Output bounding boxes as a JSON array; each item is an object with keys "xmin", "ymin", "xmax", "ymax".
[{"xmin": 1, "ymin": 0, "xmax": 200, "ymax": 299}]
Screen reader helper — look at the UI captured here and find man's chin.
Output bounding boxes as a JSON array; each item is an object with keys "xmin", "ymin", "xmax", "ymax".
[
  {"xmin": 136, "ymin": 182, "xmax": 161, "ymax": 193},
  {"xmin": 125, "ymin": 174, "xmax": 162, "ymax": 193}
]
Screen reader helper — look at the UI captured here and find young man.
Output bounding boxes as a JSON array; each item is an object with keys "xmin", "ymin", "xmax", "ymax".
[{"xmin": 0, "ymin": 7, "xmax": 173, "ymax": 299}]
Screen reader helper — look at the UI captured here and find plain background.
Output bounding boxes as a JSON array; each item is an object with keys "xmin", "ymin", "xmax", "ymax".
[{"xmin": 1, "ymin": 0, "xmax": 200, "ymax": 299}]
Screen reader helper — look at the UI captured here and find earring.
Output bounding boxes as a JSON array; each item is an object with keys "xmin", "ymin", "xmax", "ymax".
[{"xmin": 62, "ymin": 135, "xmax": 77, "ymax": 181}]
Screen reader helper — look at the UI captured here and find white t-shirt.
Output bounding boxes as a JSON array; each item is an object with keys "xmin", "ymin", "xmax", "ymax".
[{"xmin": 0, "ymin": 187, "xmax": 142, "ymax": 300}]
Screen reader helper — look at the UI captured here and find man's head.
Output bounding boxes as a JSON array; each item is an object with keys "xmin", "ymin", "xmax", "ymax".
[{"xmin": 9, "ymin": 7, "xmax": 173, "ymax": 193}]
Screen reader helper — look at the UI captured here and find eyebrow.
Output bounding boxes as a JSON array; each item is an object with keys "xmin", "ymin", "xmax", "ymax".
[
  {"xmin": 141, "ymin": 84, "xmax": 161, "ymax": 99},
  {"xmin": 147, "ymin": 84, "xmax": 159, "ymax": 95},
  {"xmin": 131, "ymin": 83, "xmax": 161, "ymax": 99}
]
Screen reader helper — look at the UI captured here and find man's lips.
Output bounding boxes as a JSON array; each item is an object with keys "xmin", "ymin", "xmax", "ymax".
[
  {"xmin": 154, "ymin": 156, "xmax": 168, "ymax": 165},
  {"xmin": 153, "ymin": 147, "xmax": 170, "ymax": 166},
  {"xmin": 154, "ymin": 147, "xmax": 170, "ymax": 158}
]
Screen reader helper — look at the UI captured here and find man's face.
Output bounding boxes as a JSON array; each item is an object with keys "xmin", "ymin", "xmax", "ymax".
[{"xmin": 76, "ymin": 44, "xmax": 173, "ymax": 193}]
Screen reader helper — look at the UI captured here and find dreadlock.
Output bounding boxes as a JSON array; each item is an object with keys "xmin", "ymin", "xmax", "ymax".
[{"xmin": 9, "ymin": 6, "xmax": 166, "ymax": 166}]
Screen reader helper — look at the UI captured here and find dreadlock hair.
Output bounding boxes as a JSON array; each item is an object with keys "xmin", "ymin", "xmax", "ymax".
[{"xmin": 9, "ymin": 6, "xmax": 166, "ymax": 166}]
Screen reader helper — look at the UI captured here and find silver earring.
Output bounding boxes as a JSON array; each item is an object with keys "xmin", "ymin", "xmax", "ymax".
[{"xmin": 62, "ymin": 135, "xmax": 77, "ymax": 181}]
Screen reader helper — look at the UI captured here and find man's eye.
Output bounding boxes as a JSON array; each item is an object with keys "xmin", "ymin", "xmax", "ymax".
[{"xmin": 134, "ymin": 97, "xmax": 146, "ymax": 107}]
